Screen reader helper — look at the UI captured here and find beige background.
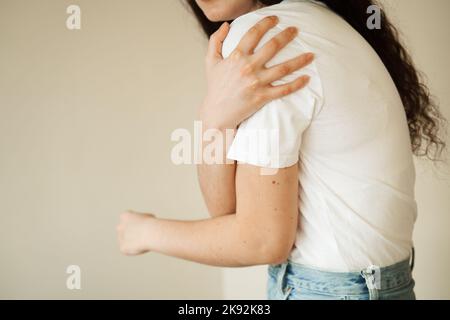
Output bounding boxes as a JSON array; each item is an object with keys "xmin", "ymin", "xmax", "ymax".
[{"xmin": 0, "ymin": 0, "xmax": 449, "ymax": 299}]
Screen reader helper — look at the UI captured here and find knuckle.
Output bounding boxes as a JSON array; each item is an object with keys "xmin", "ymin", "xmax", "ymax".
[
  {"xmin": 231, "ymin": 49, "xmax": 243, "ymax": 61},
  {"xmin": 297, "ymin": 54, "xmax": 308, "ymax": 66},
  {"xmin": 248, "ymin": 76, "xmax": 261, "ymax": 90},
  {"xmin": 282, "ymin": 86, "xmax": 292, "ymax": 95},
  {"xmin": 240, "ymin": 62, "xmax": 256, "ymax": 76},
  {"xmin": 248, "ymin": 26, "xmax": 260, "ymax": 37},
  {"xmin": 280, "ymin": 64, "xmax": 291, "ymax": 75},
  {"xmin": 209, "ymin": 34, "xmax": 219, "ymax": 45},
  {"xmin": 268, "ymin": 38, "xmax": 281, "ymax": 51}
]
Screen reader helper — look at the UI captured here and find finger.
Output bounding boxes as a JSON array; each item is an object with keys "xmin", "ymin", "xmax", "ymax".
[
  {"xmin": 235, "ymin": 15, "xmax": 279, "ymax": 54},
  {"xmin": 266, "ymin": 75, "xmax": 311, "ymax": 100},
  {"xmin": 207, "ymin": 22, "xmax": 230, "ymax": 63},
  {"xmin": 259, "ymin": 52, "xmax": 314, "ymax": 84},
  {"xmin": 252, "ymin": 27, "xmax": 299, "ymax": 67}
]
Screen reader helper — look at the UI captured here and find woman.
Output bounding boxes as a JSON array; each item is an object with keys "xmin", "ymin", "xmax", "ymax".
[{"xmin": 116, "ymin": 0, "xmax": 446, "ymax": 300}]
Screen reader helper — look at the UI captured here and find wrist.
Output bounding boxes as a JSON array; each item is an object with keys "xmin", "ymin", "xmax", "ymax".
[
  {"xmin": 142, "ymin": 215, "xmax": 159, "ymax": 252},
  {"xmin": 201, "ymin": 120, "xmax": 237, "ymax": 133},
  {"xmin": 199, "ymin": 99, "xmax": 237, "ymax": 132}
]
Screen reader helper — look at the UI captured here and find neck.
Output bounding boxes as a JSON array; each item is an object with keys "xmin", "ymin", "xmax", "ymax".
[{"xmin": 251, "ymin": 1, "xmax": 266, "ymax": 12}]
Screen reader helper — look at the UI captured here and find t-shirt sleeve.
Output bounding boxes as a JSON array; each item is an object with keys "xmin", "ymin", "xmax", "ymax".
[{"xmin": 222, "ymin": 12, "xmax": 323, "ymax": 169}]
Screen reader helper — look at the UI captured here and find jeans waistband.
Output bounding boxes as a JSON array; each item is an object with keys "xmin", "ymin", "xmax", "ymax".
[{"xmin": 269, "ymin": 258, "xmax": 413, "ymax": 296}]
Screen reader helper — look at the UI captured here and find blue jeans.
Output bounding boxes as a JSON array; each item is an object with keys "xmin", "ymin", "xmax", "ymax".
[{"xmin": 267, "ymin": 256, "xmax": 416, "ymax": 300}]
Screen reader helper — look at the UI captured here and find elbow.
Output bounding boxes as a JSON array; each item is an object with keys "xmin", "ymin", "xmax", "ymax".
[
  {"xmin": 234, "ymin": 213, "xmax": 297, "ymax": 266},
  {"xmin": 257, "ymin": 240, "xmax": 293, "ymax": 265},
  {"xmin": 239, "ymin": 229, "xmax": 295, "ymax": 266}
]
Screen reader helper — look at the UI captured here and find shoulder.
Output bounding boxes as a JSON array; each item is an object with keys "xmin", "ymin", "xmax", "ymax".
[{"xmin": 222, "ymin": 1, "xmax": 338, "ymax": 58}]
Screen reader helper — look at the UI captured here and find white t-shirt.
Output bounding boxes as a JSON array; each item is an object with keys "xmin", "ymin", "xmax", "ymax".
[{"xmin": 223, "ymin": 0, "xmax": 417, "ymax": 272}]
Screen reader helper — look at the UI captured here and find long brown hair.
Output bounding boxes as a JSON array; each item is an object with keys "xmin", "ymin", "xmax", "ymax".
[{"xmin": 185, "ymin": 0, "xmax": 447, "ymax": 161}]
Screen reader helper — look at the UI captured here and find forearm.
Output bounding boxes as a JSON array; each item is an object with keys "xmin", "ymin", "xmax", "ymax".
[
  {"xmin": 117, "ymin": 165, "xmax": 298, "ymax": 265},
  {"xmin": 197, "ymin": 121, "xmax": 237, "ymax": 217},
  {"xmin": 197, "ymin": 163, "xmax": 236, "ymax": 217},
  {"xmin": 145, "ymin": 214, "xmax": 281, "ymax": 267}
]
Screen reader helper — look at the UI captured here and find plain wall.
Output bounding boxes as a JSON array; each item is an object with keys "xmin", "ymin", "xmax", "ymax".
[
  {"xmin": 0, "ymin": 0, "xmax": 222, "ymax": 299},
  {"xmin": 0, "ymin": 0, "xmax": 449, "ymax": 299}
]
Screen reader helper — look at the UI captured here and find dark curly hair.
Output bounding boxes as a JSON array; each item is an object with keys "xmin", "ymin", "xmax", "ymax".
[{"xmin": 185, "ymin": 0, "xmax": 447, "ymax": 161}]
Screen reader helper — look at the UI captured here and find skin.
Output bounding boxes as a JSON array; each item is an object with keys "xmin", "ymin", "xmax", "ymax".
[
  {"xmin": 116, "ymin": 1, "xmax": 314, "ymax": 266},
  {"xmin": 195, "ymin": 0, "xmax": 266, "ymax": 22}
]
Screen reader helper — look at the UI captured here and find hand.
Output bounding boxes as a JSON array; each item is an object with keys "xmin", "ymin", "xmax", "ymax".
[
  {"xmin": 199, "ymin": 16, "xmax": 314, "ymax": 130},
  {"xmin": 117, "ymin": 210, "xmax": 155, "ymax": 256}
]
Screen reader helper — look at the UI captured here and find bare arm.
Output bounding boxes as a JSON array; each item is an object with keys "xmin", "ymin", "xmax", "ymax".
[
  {"xmin": 117, "ymin": 16, "xmax": 312, "ymax": 265},
  {"xmin": 197, "ymin": 127, "xmax": 237, "ymax": 217},
  {"xmin": 117, "ymin": 163, "xmax": 299, "ymax": 267},
  {"xmin": 197, "ymin": 17, "xmax": 312, "ymax": 217}
]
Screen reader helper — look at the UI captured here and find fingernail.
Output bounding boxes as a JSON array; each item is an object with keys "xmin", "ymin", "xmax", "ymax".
[
  {"xmin": 306, "ymin": 52, "xmax": 315, "ymax": 60},
  {"xmin": 288, "ymin": 27, "xmax": 298, "ymax": 35},
  {"xmin": 269, "ymin": 15, "xmax": 279, "ymax": 23}
]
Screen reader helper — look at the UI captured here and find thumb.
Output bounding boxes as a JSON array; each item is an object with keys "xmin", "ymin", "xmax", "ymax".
[{"xmin": 207, "ymin": 22, "xmax": 230, "ymax": 63}]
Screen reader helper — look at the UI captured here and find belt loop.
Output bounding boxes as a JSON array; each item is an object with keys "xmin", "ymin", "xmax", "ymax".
[
  {"xmin": 410, "ymin": 247, "xmax": 415, "ymax": 272},
  {"xmin": 360, "ymin": 265, "xmax": 381, "ymax": 300},
  {"xmin": 276, "ymin": 262, "xmax": 291, "ymax": 299}
]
